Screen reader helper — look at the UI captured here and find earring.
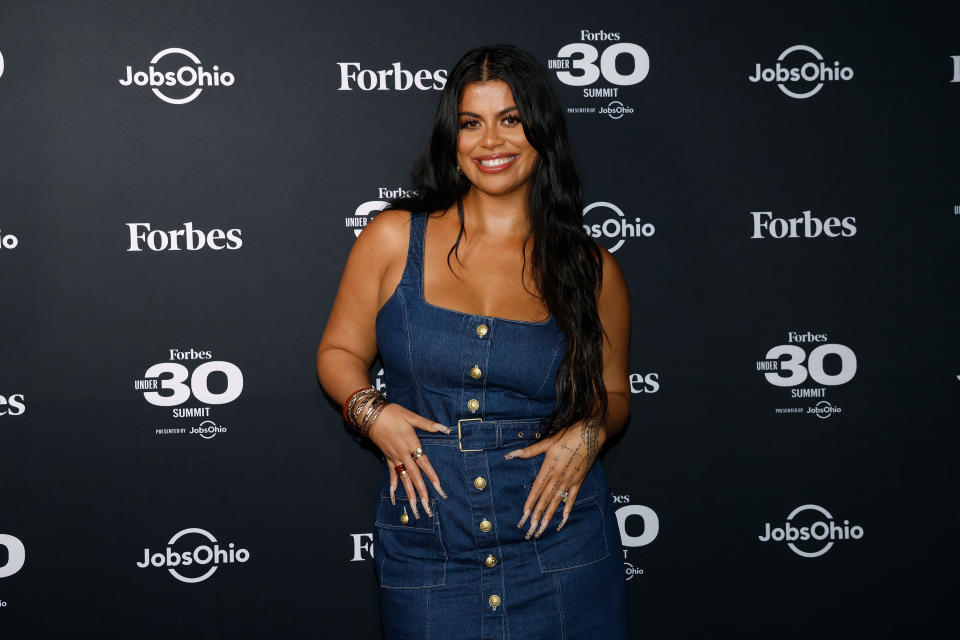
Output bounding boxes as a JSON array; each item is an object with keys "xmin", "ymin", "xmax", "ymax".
[{"xmin": 456, "ymin": 164, "xmax": 462, "ymax": 175}]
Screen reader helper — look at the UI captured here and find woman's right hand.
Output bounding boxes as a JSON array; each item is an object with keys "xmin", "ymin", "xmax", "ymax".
[{"xmin": 368, "ymin": 403, "xmax": 451, "ymax": 519}]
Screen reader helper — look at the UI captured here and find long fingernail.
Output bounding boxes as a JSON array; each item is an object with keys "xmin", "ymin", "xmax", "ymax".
[
  {"xmin": 440, "ymin": 425, "xmax": 451, "ymax": 435},
  {"xmin": 422, "ymin": 499, "xmax": 433, "ymax": 517},
  {"xmin": 525, "ymin": 520, "xmax": 538, "ymax": 540},
  {"xmin": 504, "ymin": 452, "xmax": 515, "ymax": 460},
  {"xmin": 390, "ymin": 490, "xmax": 396, "ymax": 506},
  {"xmin": 433, "ymin": 482, "xmax": 448, "ymax": 499},
  {"xmin": 556, "ymin": 515, "xmax": 569, "ymax": 532},
  {"xmin": 411, "ymin": 504, "xmax": 420, "ymax": 519},
  {"xmin": 517, "ymin": 510, "xmax": 530, "ymax": 528}
]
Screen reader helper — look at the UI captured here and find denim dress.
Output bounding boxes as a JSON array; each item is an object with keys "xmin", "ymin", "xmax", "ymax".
[{"xmin": 374, "ymin": 212, "xmax": 629, "ymax": 640}]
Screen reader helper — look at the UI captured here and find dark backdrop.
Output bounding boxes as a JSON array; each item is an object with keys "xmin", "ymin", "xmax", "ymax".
[{"xmin": 1, "ymin": 1, "xmax": 957, "ymax": 637}]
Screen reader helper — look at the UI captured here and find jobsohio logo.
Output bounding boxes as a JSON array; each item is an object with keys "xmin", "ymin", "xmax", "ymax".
[
  {"xmin": 582, "ymin": 202, "xmax": 655, "ymax": 253},
  {"xmin": 119, "ymin": 48, "xmax": 234, "ymax": 104},
  {"xmin": 759, "ymin": 504, "xmax": 863, "ymax": 557},
  {"xmin": 137, "ymin": 527, "xmax": 249, "ymax": 583},
  {"xmin": 749, "ymin": 45, "xmax": 853, "ymax": 99}
]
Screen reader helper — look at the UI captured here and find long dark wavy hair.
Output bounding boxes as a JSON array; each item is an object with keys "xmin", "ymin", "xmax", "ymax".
[{"xmin": 390, "ymin": 44, "xmax": 606, "ymax": 435}]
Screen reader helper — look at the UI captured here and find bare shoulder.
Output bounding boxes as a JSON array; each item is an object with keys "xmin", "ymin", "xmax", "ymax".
[
  {"xmin": 357, "ymin": 208, "xmax": 411, "ymax": 250},
  {"xmin": 351, "ymin": 209, "xmax": 411, "ymax": 272}
]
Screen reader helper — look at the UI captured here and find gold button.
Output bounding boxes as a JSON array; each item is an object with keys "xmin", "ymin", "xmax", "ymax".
[
  {"xmin": 485, "ymin": 555, "xmax": 498, "ymax": 568},
  {"xmin": 400, "ymin": 512, "xmax": 409, "ymax": 525},
  {"xmin": 470, "ymin": 365, "xmax": 482, "ymax": 379},
  {"xmin": 479, "ymin": 519, "xmax": 492, "ymax": 533},
  {"xmin": 476, "ymin": 324, "xmax": 489, "ymax": 337},
  {"xmin": 488, "ymin": 594, "xmax": 501, "ymax": 610},
  {"xmin": 467, "ymin": 398, "xmax": 480, "ymax": 412},
  {"xmin": 473, "ymin": 476, "xmax": 487, "ymax": 490}
]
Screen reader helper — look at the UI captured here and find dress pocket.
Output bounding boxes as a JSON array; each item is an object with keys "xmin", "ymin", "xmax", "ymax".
[
  {"xmin": 374, "ymin": 496, "xmax": 447, "ymax": 589},
  {"xmin": 524, "ymin": 465, "xmax": 610, "ymax": 573}
]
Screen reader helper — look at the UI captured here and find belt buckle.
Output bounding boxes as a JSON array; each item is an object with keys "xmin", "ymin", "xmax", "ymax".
[{"xmin": 457, "ymin": 418, "xmax": 483, "ymax": 452}]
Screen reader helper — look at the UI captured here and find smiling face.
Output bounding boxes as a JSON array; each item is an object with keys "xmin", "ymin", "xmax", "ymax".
[{"xmin": 456, "ymin": 80, "xmax": 538, "ymax": 197}]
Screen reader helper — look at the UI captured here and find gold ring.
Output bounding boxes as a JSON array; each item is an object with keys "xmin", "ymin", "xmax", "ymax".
[{"xmin": 411, "ymin": 447, "xmax": 424, "ymax": 460}]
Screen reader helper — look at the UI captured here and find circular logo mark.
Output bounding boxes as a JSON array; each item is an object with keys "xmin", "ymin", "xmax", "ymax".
[
  {"xmin": 778, "ymin": 45, "xmax": 825, "ymax": 99},
  {"xmin": 151, "ymin": 48, "xmax": 203, "ymax": 104},
  {"xmin": 167, "ymin": 528, "xmax": 219, "ymax": 583}
]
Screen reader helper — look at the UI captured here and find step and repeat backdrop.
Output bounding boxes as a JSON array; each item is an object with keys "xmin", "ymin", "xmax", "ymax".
[{"xmin": 1, "ymin": 1, "xmax": 957, "ymax": 637}]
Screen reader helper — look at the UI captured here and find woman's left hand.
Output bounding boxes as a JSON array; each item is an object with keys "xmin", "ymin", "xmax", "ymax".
[{"xmin": 505, "ymin": 419, "xmax": 605, "ymax": 539}]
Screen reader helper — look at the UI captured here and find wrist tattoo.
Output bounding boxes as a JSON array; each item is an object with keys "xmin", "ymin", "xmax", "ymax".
[{"xmin": 580, "ymin": 420, "xmax": 601, "ymax": 461}]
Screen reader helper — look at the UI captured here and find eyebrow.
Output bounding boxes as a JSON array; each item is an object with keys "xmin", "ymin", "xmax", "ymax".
[{"xmin": 457, "ymin": 106, "xmax": 519, "ymax": 118}]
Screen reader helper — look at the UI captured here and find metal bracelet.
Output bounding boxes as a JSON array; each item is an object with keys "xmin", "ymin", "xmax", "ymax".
[
  {"xmin": 346, "ymin": 388, "xmax": 378, "ymax": 426},
  {"xmin": 359, "ymin": 394, "xmax": 385, "ymax": 431},
  {"xmin": 345, "ymin": 388, "xmax": 371, "ymax": 422},
  {"xmin": 360, "ymin": 397, "xmax": 389, "ymax": 437},
  {"xmin": 345, "ymin": 388, "xmax": 387, "ymax": 437}
]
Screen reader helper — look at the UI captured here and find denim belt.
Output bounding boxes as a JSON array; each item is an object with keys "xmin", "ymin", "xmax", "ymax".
[{"xmin": 417, "ymin": 418, "xmax": 547, "ymax": 451}]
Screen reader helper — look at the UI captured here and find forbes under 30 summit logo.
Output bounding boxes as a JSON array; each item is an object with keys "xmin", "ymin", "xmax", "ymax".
[
  {"xmin": 0, "ymin": 533, "xmax": 26, "ymax": 579},
  {"xmin": 756, "ymin": 331, "xmax": 857, "ymax": 418},
  {"xmin": 548, "ymin": 29, "xmax": 647, "ymax": 120},
  {"xmin": 135, "ymin": 348, "xmax": 243, "ymax": 438}
]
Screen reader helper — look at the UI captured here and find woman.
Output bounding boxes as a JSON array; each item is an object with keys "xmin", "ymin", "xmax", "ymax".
[{"xmin": 317, "ymin": 45, "xmax": 631, "ymax": 639}]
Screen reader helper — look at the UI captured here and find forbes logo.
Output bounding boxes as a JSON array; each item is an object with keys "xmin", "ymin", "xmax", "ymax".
[
  {"xmin": 750, "ymin": 210, "xmax": 855, "ymax": 239},
  {"xmin": 337, "ymin": 62, "xmax": 447, "ymax": 91},
  {"xmin": 628, "ymin": 373, "xmax": 659, "ymax": 394},
  {"xmin": 127, "ymin": 222, "xmax": 242, "ymax": 251},
  {"xmin": 0, "ymin": 393, "xmax": 26, "ymax": 416}
]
